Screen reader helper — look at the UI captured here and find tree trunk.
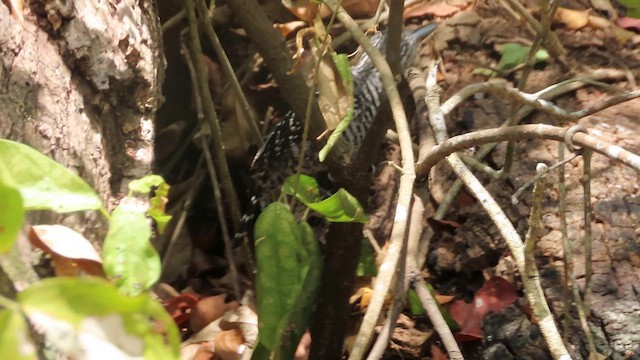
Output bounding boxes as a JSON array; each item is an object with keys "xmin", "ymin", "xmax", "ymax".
[{"xmin": 0, "ymin": 0, "xmax": 165, "ymax": 241}]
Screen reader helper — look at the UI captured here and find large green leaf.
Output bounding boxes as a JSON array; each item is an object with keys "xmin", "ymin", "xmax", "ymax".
[
  {"xmin": 0, "ymin": 183, "xmax": 24, "ymax": 252},
  {"xmin": 0, "ymin": 309, "xmax": 36, "ymax": 360},
  {"xmin": 17, "ymin": 277, "xmax": 179, "ymax": 359},
  {"xmin": 103, "ymin": 204, "xmax": 160, "ymax": 295},
  {"xmin": 0, "ymin": 139, "xmax": 102, "ymax": 213},
  {"xmin": 253, "ymin": 203, "xmax": 306, "ymax": 351},
  {"xmin": 282, "ymin": 175, "xmax": 368, "ymax": 223}
]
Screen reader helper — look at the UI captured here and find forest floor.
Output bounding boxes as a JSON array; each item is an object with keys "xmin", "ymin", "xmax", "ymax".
[{"xmin": 156, "ymin": 0, "xmax": 640, "ymax": 359}]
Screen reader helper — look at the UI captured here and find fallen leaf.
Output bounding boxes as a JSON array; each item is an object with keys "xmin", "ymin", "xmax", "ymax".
[
  {"xmin": 449, "ymin": 277, "xmax": 519, "ymax": 342},
  {"xmin": 214, "ymin": 328, "xmax": 245, "ymax": 360},
  {"xmin": 29, "ymin": 225, "xmax": 105, "ymax": 277},
  {"xmin": 618, "ymin": 16, "xmax": 640, "ymax": 31},
  {"xmin": 405, "ymin": 0, "xmax": 461, "ymax": 18},
  {"xmin": 555, "ymin": 7, "xmax": 590, "ymax": 30},
  {"xmin": 190, "ymin": 295, "xmax": 239, "ymax": 334},
  {"xmin": 164, "ymin": 293, "xmax": 200, "ymax": 335},
  {"xmin": 274, "ymin": 21, "xmax": 308, "ymax": 38}
]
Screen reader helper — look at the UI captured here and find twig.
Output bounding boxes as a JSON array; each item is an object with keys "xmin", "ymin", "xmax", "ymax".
[
  {"xmin": 200, "ymin": 135, "xmax": 242, "ymax": 300},
  {"xmin": 418, "ymin": 70, "xmax": 629, "ymax": 264},
  {"xmin": 182, "ymin": 0, "xmax": 242, "ymax": 230},
  {"xmin": 416, "ymin": 124, "xmax": 640, "ymax": 177},
  {"xmin": 195, "ymin": 0, "xmax": 263, "ymax": 147},
  {"xmin": 523, "ymin": 163, "xmax": 571, "ymax": 358},
  {"xmin": 320, "ymin": 2, "xmax": 418, "ymax": 359},
  {"xmin": 423, "ymin": 64, "xmax": 570, "ymax": 359},
  {"xmin": 581, "ymin": 149, "xmax": 593, "ymax": 313}
]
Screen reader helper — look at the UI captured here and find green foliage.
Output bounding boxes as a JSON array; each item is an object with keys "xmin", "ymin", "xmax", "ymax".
[
  {"xmin": 318, "ymin": 52, "xmax": 355, "ymax": 162},
  {"xmin": 497, "ymin": 43, "xmax": 549, "ymax": 71},
  {"xmin": 619, "ymin": 0, "xmax": 640, "ymax": 18},
  {"xmin": 128, "ymin": 175, "xmax": 172, "ymax": 234},
  {"xmin": 253, "ymin": 203, "xmax": 320, "ymax": 357},
  {"xmin": 0, "ymin": 139, "xmax": 178, "ymax": 357},
  {"xmin": 16, "ymin": 277, "xmax": 179, "ymax": 359},
  {"xmin": 253, "ymin": 174, "xmax": 366, "ymax": 358},
  {"xmin": 0, "ymin": 139, "xmax": 102, "ymax": 213},
  {"xmin": 357, "ymin": 239, "xmax": 378, "ymax": 277},
  {"xmin": 103, "ymin": 204, "xmax": 161, "ymax": 296},
  {"xmin": 0, "ymin": 309, "xmax": 36, "ymax": 359},
  {"xmin": 0, "ymin": 184, "xmax": 24, "ymax": 252},
  {"xmin": 282, "ymin": 174, "xmax": 368, "ymax": 223}
]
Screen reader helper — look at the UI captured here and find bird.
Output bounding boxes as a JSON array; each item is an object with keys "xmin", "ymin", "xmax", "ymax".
[{"xmin": 249, "ymin": 24, "xmax": 438, "ymax": 206}]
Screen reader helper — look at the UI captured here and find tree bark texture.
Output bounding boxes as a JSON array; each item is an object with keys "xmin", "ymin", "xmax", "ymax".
[{"xmin": 0, "ymin": 0, "xmax": 164, "ymax": 242}]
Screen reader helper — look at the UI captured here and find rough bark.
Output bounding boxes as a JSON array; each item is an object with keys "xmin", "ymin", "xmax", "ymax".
[{"xmin": 0, "ymin": 0, "xmax": 164, "ymax": 279}]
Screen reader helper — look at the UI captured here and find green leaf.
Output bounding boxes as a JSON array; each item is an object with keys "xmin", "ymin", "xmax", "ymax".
[
  {"xmin": 407, "ymin": 289, "xmax": 426, "ymax": 315},
  {"xmin": 619, "ymin": 0, "xmax": 640, "ymax": 17},
  {"xmin": 128, "ymin": 175, "xmax": 172, "ymax": 234},
  {"xmin": 0, "ymin": 309, "xmax": 36, "ymax": 360},
  {"xmin": 272, "ymin": 221, "xmax": 323, "ymax": 359},
  {"xmin": 17, "ymin": 277, "xmax": 179, "ymax": 359},
  {"xmin": 318, "ymin": 52, "xmax": 355, "ymax": 162},
  {"xmin": 127, "ymin": 175, "xmax": 167, "ymax": 194},
  {"xmin": 281, "ymin": 174, "xmax": 322, "ymax": 204},
  {"xmin": 0, "ymin": 183, "xmax": 24, "ymax": 252},
  {"xmin": 496, "ymin": 43, "xmax": 548, "ymax": 71},
  {"xmin": 254, "ymin": 203, "xmax": 306, "ymax": 350},
  {"xmin": 356, "ymin": 239, "xmax": 377, "ymax": 276},
  {"xmin": 103, "ymin": 203, "xmax": 160, "ymax": 295},
  {"xmin": 0, "ymin": 139, "xmax": 102, "ymax": 213},
  {"xmin": 306, "ymin": 188, "xmax": 368, "ymax": 223}
]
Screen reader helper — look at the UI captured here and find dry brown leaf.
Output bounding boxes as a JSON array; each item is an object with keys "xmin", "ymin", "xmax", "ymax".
[
  {"xmin": 190, "ymin": 295, "xmax": 239, "ymax": 334},
  {"xmin": 404, "ymin": 0, "xmax": 461, "ymax": 18},
  {"xmin": 274, "ymin": 21, "xmax": 308, "ymax": 38},
  {"xmin": 611, "ymin": 25, "xmax": 636, "ymax": 44},
  {"xmin": 555, "ymin": 7, "xmax": 590, "ymax": 30},
  {"xmin": 214, "ymin": 329, "xmax": 245, "ymax": 360},
  {"xmin": 29, "ymin": 225, "xmax": 105, "ymax": 277},
  {"xmin": 587, "ymin": 15, "xmax": 612, "ymax": 30}
]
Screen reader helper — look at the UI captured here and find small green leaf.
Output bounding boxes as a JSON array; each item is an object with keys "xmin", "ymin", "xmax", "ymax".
[
  {"xmin": 0, "ymin": 183, "xmax": 24, "ymax": 252},
  {"xmin": 497, "ymin": 43, "xmax": 548, "ymax": 71},
  {"xmin": 318, "ymin": 52, "xmax": 355, "ymax": 162},
  {"xmin": 18, "ymin": 277, "xmax": 179, "ymax": 359},
  {"xmin": 356, "ymin": 239, "xmax": 377, "ymax": 276},
  {"xmin": 282, "ymin": 175, "xmax": 323, "ymax": 204},
  {"xmin": 305, "ymin": 188, "xmax": 368, "ymax": 223},
  {"xmin": 619, "ymin": 0, "xmax": 640, "ymax": 18},
  {"xmin": 103, "ymin": 203, "xmax": 160, "ymax": 295},
  {"xmin": 128, "ymin": 175, "xmax": 166, "ymax": 194},
  {"xmin": 0, "ymin": 139, "xmax": 102, "ymax": 213},
  {"xmin": 254, "ymin": 203, "xmax": 306, "ymax": 350},
  {"xmin": 407, "ymin": 289, "xmax": 426, "ymax": 315},
  {"xmin": 0, "ymin": 309, "xmax": 36, "ymax": 360},
  {"xmin": 128, "ymin": 175, "xmax": 172, "ymax": 234}
]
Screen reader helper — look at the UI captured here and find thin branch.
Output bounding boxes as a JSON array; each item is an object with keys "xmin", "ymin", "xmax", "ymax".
[
  {"xmin": 195, "ymin": 0, "xmax": 263, "ymax": 147},
  {"xmin": 200, "ymin": 135, "xmax": 242, "ymax": 300},
  {"xmin": 416, "ymin": 124, "xmax": 640, "ymax": 177},
  {"xmin": 321, "ymin": 2, "xmax": 417, "ymax": 359},
  {"xmin": 423, "ymin": 66, "xmax": 570, "ymax": 359},
  {"xmin": 182, "ymin": 0, "xmax": 242, "ymax": 230}
]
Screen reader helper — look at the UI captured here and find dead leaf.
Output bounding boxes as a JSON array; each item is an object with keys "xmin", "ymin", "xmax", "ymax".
[
  {"xmin": 214, "ymin": 328, "xmax": 245, "ymax": 360},
  {"xmin": 191, "ymin": 295, "xmax": 239, "ymax": 334},
  {"xmin": 8, "ymin": 0, "xmax": 24, "ymax": 23},
  {"xmin": 588, "ymin": 15, "xmax": 612, "ymax": 29},
  {"xmin": 405, "ymin": 0, "xmax": 461, "ymax": 18},
  {"xmin": 612, "ymin": 24, "xmax": 637, "ymax": 43},
  {"xmin": 618, "ymin": 16, "xmax": 640, "ymax": 32},
  {"xmin": 29, "ymin": 225, "xmax": 105, "ymax": 277},
  {"xmin": 164, "ymin": 293, "xmax": 200, "ymax": 335},
  {"xmin": 449, "ymin": 277, "xmax": 519, "ymax": 342},
  {"xmin": 555, "ymin": 7, "xmax": 591, "ymax": 30},
  {"xmin": 275, "ymin": 21, "xmax": 308, "ymax": 38}
]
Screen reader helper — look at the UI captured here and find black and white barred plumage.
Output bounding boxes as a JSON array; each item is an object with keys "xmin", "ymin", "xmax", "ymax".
[{"xmin": 250, "ymin": 24, "xmax": 437, "ymax": 203}]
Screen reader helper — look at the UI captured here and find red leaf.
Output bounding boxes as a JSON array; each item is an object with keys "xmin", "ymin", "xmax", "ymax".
[{"xmin": 449, "ymin": 277, "xmax": 519, "ymax": 341}]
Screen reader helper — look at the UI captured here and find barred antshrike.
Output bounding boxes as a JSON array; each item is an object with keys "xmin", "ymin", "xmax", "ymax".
[{"xmin": 250, "ymin": 24, "xmax": 437, "ymax": 205}]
